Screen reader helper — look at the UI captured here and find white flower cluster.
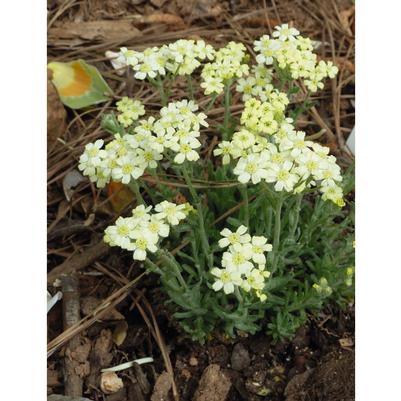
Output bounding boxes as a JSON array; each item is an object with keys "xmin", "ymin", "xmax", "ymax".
[
  {"xmin": 78, "ymin": 99, "xmax": 208, "ymax": 188},
  {"xmin": 108, "ymin": 40, "xmax": 215, "ymax": 81},
  {"xmin": 104, "ymin": 201, "xmax": 189, "ymax": 260},
  {"xmin": 116, "ymin": 97, "xmax": 145, "ymax": 128},
  {"xmin": 200, "ymin": 42, "xmax": 249, "ymax": 95},
  {"xmin": 236, "ymin": 64, "xmax": 274, "ymax": 102},
  {"xmin": 213, "ymin": 97, "xmax": 344, "ymax": 206},
  {"xmin": 253, "ymin": 24, "xmax": 338, "ymax": 92},
  {"xmin": 211, "ymin": 225, "xmax": 272, "ymax": 300}
]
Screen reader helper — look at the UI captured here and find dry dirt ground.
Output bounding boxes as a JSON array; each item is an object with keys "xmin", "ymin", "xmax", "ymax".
[{"xmin": 47, "ymin": 1, "xmax": 355, "ymax": 400}]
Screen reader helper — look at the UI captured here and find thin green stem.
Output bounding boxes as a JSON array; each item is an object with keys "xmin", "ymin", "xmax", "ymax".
[
  {"xmin": 234, "ymin": 286, "xmax": 243, "ymax": 304},
  {"xmin": 204, "ymin": 93, "xmax": 218, "ymax": 113},
  {"xmin": 241, "ymin": 184, "xmax": 249, "ymax": 227},
  {"xmin": 157, "ymin": 76, "xmax": 167, "ymax": 106},
  {"xmin": 271, "ymin": 194, "xmax": 284, "ymax": 273},
  {"xmin": 187, "ymin": 75, "xmax": 194, "ymax": 99},
  {"xmin": 290, "ymin": 194, "xmax": 303, "ymax": 239},
  {"xmin": 128, "ymin": 180, "xmax": 145, "ymax": 205},
  {"xmin": 181, "ymin": 163, "xmax": 213, "ymax": 269},
  {"xmin": 145, "ymin": 258, "xmax": 163, "ymax": 275},
  {"xmin": 222, "ymin": 80, "xmax": 232, "ymax": 141},
  {"xmin": 291, "ymin": 90, "xmax": 311, "ymax": 122},
  {"xmin": 158, "ymin": 250, "xmax": 187, "ymax": 289},
  {"xmin": 149, "ymin": 75, "xmax": 168, "ymax": 106}
]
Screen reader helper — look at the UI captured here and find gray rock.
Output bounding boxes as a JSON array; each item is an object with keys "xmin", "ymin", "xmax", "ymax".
[{"xmin": 231, "ymin": 343, "xmax": 251, "ymax": 371}]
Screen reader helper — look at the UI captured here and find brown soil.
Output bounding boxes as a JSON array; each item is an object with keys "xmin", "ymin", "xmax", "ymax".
[{"xmin": 47, "ymin": 1, "xmax": 355, "ymax": 400}]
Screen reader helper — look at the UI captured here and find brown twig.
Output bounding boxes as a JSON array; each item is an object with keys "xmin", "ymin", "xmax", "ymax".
[
  {"xmin": 48, "ymin": 241, "xmax": 110, "ymax": 285},
  {"xmin": 60, "ymin": 274, "xmax": 83, "ymax": 397}
]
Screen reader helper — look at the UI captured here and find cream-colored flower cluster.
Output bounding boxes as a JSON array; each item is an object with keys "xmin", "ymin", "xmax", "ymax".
[
  {"xmin": 104, "ymin": 202, "xmax": 189, "ymax": 260},
  {"xmin": 108, "ymin": 40, "xmax": 215, "ymax": 81},
  {"xmin": 213, "ymin": 96, "xmax": 344, "ymax": 206},
  {"xmin": 78, "ymin": 99, "xmax": 208, "ymax": 188},
  {"xmin": 254, "ymin": 24, "xmax": 338, "ymax": 92},
  {"xmin": 211, "ymin": 225, "xmax": 272, "ymax": 300},
  {"xmin": 116, "ymin": 97, "xmax": 145, "ymax": 128},
  {"xmin": 200, "ymin": 42, "xmax": 249, "ymax": 95},
  {"xmin": 236, "ymin": 64, "xmax": 274, "ymax": 102}
]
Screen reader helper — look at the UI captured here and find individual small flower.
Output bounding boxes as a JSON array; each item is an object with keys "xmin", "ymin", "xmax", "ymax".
[
  {"xmin": 78, "ymin": 140, "xmax": 105, "ymax": 170},
  {"xmin": 265, "ymin": 160, "xmax": 299, "ymax": 192},
  {"xmin": 154, "ymin": 201, "xmax": 187, "ymax": 225},
  {"xmin": 211, "ymin": 267, "xmax": 242, "ymax": 294},
  {"xmin": 104, "ymin": 216, "xmax": 135, "ymax": 249},
  {"xmin": 272, "ymin": 23, "xmax": 300, "ymax": 41},
  {"xmin": 133, "ymin": 60, "xmax": 158, "ymax": 80},
  {"xmin": 320, "ymin": 182, "xmax": 345, "ymax": 207},
  {"xmin": 132, "ymin": 204, "xmax": 152, "ymax": 221},
  {"xmin": 173, "ymin": 138, "xmax": 201, "ymax": 164},
  {"xmin": 200, "ymin": 76, "xmax": 224, "ymax": 95},
  {"xmin": 233, "ymin": 153, "xmax": 269, "ymax": 184},
  {"xmin": 232, "ymin": 129, "xmax": 256, "ymax": 150},
  {"xmin": 222, "ymin": 245, "xmax": 253, "ymax": 275},
  {"xmin": 218, "ymin": 225, "xmax": 251, "ymax": 248},
  {"xmin": 213, "ymin": 141, "xmax": 234, "ymax": 165},
  {"xmin": 129, "ymin": 233, "xmax": 159, "ymax": 261},
  {"xmin": 113, "ymin": 155, "xmax": 146, "ymax": 184},
  {"xmin": 317, "ymin": 60, "xmax": 339, "ymax": 79},
  {"xmin": 241, "ymin": 268, "xmax": 266, "ymax": 292},
  {"xmin": 250, "ymin": 236, "xmax": 273, "ymax": 265}
]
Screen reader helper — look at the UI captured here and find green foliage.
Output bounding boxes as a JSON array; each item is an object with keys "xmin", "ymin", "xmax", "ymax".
[{"xmin": 141, "ymin": 160, "xmax": 354, "ymax": 343}]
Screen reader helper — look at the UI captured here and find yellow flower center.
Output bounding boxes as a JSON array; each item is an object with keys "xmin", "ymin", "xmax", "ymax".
[
  {"xmin": 122, "ymin": 164, "xmax": 133, "ymax": 174},
  {"xmin": 144, "ymin": 152, "xmax": 154, "ymax": 162},
  {"xmin": 246, "ymin": 163, "xmax": 257, "ymax": 174},
  {"xmin": 117, "ymin": 225, "xmax": 129, "ymax": 236},
  {"xmin": 253, "ymin": 245, "xmax": 262, "ymax": 254},
  {"xmin": 232, "ymin": 253, "xmax": 245, "ymax": 265},
  {"xmin": 220, "ymin": 271, "xmax": 231, "ymax": 283},
  {"xmin": 136, "ymin": 238, "xmax": 147, "ymax": 250},
  {"xmin": 277, "ymin": 170, "xmax": 289, "ymax": 181},
  {"xmin": 149, "ymin": 222, "xmax": 159, "ymax": 233},
  {"xmin": 228, "ymin": 233, "xmax": 240, "ymax": 243},
  {"xmin": 271, "ymin": 154, "xmax": 283, "ymax": 163}
]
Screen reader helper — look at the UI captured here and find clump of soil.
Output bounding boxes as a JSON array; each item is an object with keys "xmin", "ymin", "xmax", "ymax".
[{"xmin": 285, "ymin": 351, "xmax": 355, "ymax": 401}]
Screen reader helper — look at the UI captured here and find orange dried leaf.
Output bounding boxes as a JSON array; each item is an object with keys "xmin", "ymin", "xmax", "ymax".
[{"xmin": 107, "ymin": 182, "xmax": 134, "ymax": 213}]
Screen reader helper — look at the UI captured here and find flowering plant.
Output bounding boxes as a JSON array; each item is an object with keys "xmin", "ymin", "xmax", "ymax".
[{"xmin": 79, "ymin": 24, "xmax": 354, "ymax": 342}]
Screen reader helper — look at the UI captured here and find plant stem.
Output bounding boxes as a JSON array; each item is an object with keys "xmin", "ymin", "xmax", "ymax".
[
  {"xmin": 187, "ymin": 75, "xmax": 194, "ymax": 99},
  {"xmin": 145, "ymin": 258, "xmax": 163, "ymax": 275},
  {"xmin": 128, "ymin": 180, "xmax": 145, "ymax": 205},
  {"xmin": 157, "ymin": 77, "xmax": 167, "ymax": 106},
  {"xmin": 204, "ymin": 93, "xmax": 218, "ymax": 113},
  {"xmin": 271, "ymin": 194, "xmax": 284, "ymax": 273},
  {"xmin": 222, "ymin": 80, "xmax": 232, "ymax": 140},
  {"xmin": 181, "ymin": 163, "xmax": 213, "ymax": 269},
  {"xmin": 241, "ymin": 184, "xmax": 249, "ymax": 227},
  {"xmin": 234, "ymin": 286, "xmax": 243, "ymax": 304},
  {"xmin": 158, "ymin": 250, "xmax": 187, "ymax": 289},
  {"xmin": 290, "ymin": 194, "xmax": 303, "ymax": 239},
  {"xmin": 291, "ymin": 90, "xmax": 311, "ymax": 122}
]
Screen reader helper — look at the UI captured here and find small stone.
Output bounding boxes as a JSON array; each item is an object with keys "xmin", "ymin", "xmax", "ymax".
[
  {"xmin": 189, "ymin": 356, "xmax": 199, "ymax": 366},
  {"xmin": 231, "ymin": 343, "xmax": 250, "ymax": 371},
  {"xmin": 193, "ymin": 364, "xmax": 231, "ymax": 401},
  {"xmin": 100, "ymin": 372, "xmax": 124, "ymax": 394}
]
